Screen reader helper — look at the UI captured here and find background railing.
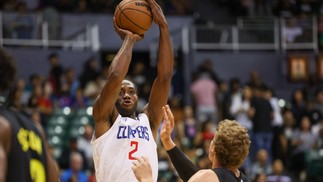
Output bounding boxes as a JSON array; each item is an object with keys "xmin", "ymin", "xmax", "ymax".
[
  {"xmin": 0, "ymin": 11, "xmax": 100, "ymax": 51},
  {"xmin": 190, "ymin": 16, "xmax": 318, "ymax": 53},
  {"xmin": 0, "ymin": 10, "xmax": 318, "ymax": 53}
]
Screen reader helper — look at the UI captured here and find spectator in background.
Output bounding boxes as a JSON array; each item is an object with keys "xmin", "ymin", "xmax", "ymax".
[
  {"xmin": 305, "ymin": 99, "xmax": 321, "ymax": 125},
  {"xmin": 283, "ymin": 17, "xmax": 303, "ymax": 43},
  {"xmin": 72, "ymin": 87, "xmax": 89, "ymax": 108},
  {"xmin": 56, "ymin": 0, "xmax": 74, "ymax": 12},
  {"xmin": 249, "ymin": 149, "xmax": 272, "ymax": 180},
  {"xmin": 249, "ymin": 86, "xmax": 274, "ymax": 161},
  {"xmin": 79, "ymin": 57, "xmax": 100, "ymax": 90},
  {"xmin": 246, "ymin": 70, "xmax": 267, "ymax": 89},
  {"xmin": 78, "ymin": 124, "xmax": 94, "ymax": 170},
  {"xmin": 312, "ymin": 116, "xmax": 323, "ymax": 136},
  {"xmin": 83, "ymin": 71, "xmax": 105, "ymax": 104},
  {"xmin": 230, "ymin": 84, "xmax": 252, "ymax": 133},
  {"xmin": 190, "ymin": 72, "xmax": 218, "ymax": 124},
  {"xmin": 230, "ymin": 85, "xmax": 253, "ymax": 171},
  {"xmin": 252, "ymin": 173, "xmax": 267, "ymax": 182},
  {"xmin": 60, "ymin": 152, "xmax": 88, "ymax": 182},
  {"xmin": 289, "ymin": 115, "xmax": 317, "ymax": 180},
  {"xmin": 314, "ymin": 89, "xmax": 323, "ymax": 117},
  {"xmin": 265, "ymin": 88, "xmax": 283, "ymax": 128},
  {"xmin": 7, "ymin": 78, "xmax": 27, "ymax": 111},
  {"xmin": 318, "ymin": 14, "xmax": 323, "ymax": 49},
  {"xmin": 25, "ymin": 73, "xmax": 42, "ymax": 95},
  {"xmin": 193, "ymin": 120, "xmax": 216, "ymax": 152},
  {"xmin": 179, "ymin": 106, "xmax": 198, "ymax": 148},
  {"xmin": 266, "ymin": 159, "xmax": 293, "ymax": 182},
  {"xmin": 302, "ymin": 74, "xmax": 320, "ymax": 102},
  {"xmin": 42, "ymin": 4, "xmax": 61, "ymax": 40},
  {"xmin": 2, "ymin": 0, "xmax": 17, "ymax": 11},
  {"xmin": 313, "ymin": 119, "xmax": 323, "ymax": 149},
  {"xmin": 59, "ymin": 137, "xmax": 88, "ymax": 171},
  {"xmin": 129, "ymin": 61, "xmax": 147, "ymax": 89},
  {"xmin": 74, "ymin": 0, "xmax": 89, "ymax": 13},
  {"xmin": 272, "ymin": 109, "xmax": 296, "ymax": 166},
  {"xmin": 48, "ymin": 53, "xmax": 64, "ymax": 94},
  {"xmin": 195, "ymin": 58, "xmax": 222, "ymax": 85},
  {"xmin": 222, "ymin": 78, "xmax": 241, "ymax": 120},
  {"xmin": 62, "ymin": 67, "xmax": 80, "ymax": 97},
  {"xmin": 272, "ymin": 0, "xmax": 298, "ymax": 18},
  {"xmin": 290, "ymin": 89, "xmax": 307, "ymax": 127},
  {"xmin": 170, "ymin": 58, "xmax": 185, "ymax": 100},
  {"xmin": 56, "ymin": 80, "xmax": 73, "ymax": 108},
  {"xmin": 217, "ymin": 80, "xmax": 229, "ymax": 120},
  {"xmin": 27, "ymin": 80, "xmax": 53, "ymax": 128},
  {"xmin": 12, "ymin": 1, "xmax": 34, "ymax": 39}
]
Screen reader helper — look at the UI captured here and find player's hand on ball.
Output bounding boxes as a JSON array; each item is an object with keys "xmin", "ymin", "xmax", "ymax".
[
  {"xmin": 147, "ymin": 0, "xmax": 167, "ymax": 27},
  {"xmin": 113, "ymin": 18, "xmax": 143, "ymax": 41}
]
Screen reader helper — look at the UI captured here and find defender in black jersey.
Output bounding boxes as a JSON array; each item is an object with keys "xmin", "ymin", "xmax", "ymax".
[
  {"xmin": 160, "ymin": 105, "xmax": 251, "ymax": 182},
  {"xmin": 0, "ymin": 48, "xmax": 59, "ymax": 182},
  {"xmin": 132, "ymin": 105, "xmax": 251, "ymax": 182}
]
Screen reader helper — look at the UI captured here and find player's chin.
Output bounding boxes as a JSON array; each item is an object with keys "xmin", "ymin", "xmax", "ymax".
[{"xmin": 121, "ymin": 104, "xmax": 134, "ymax": 111}]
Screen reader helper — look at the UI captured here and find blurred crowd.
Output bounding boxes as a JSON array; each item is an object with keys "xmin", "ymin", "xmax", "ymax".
[
  {"xmin": 217, "ymin": 0, "xmax": 321, "ymax": 18},
  {"xmin": 7, "ymin": 51, "xmax": 323, "ymax": 182},
  {"xmin": 0, "ymin": 0, "xmax": 192, "ymax": 15}
]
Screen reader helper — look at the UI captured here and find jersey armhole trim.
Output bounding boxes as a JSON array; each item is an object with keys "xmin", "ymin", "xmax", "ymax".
[{"xmin": 91, "ymin": 114, "xmax": 121, "ymax": 145}]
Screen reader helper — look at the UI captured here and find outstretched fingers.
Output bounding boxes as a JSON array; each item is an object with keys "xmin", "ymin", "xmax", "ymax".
[{"xmin": 165, "ymin": 105, "xmax": 174, "ymax": 128}]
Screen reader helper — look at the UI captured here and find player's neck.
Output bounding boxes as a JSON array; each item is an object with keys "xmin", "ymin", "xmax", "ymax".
[{"xmin": 121, "ymin": 113, "xmax": 137, "ymax": 120}]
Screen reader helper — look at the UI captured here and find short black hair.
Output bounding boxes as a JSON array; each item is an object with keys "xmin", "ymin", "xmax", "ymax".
[
  {"xmin": 48, "ymin": 53, "xmax": 58, "ymax": 60},
  {"xmin": 0, "ymin": 48, "xmax": 17, "ymax": 92}
]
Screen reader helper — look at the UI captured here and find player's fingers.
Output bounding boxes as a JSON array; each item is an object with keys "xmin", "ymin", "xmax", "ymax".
[
  {"xmin": 141, "ymin": 156, "xmax": 149, "ymax": 163},
  {"xmin": 165, "ymin": 105, "xmax": 174, "ymax": 125},
  {"xmin": 113, "ymin": 18, "xmax": 120, "ymax": 31},
  {"xmin": 162, "ymin": 106, "xmax": 169, "ymax": 122},
  {"xmin": 133, "ymin": 156, "xmax": 144, "ymax": 164},
  {"xmin": 148, "ymin": 0, "xmax": 160, "ymax": 11},
  {"xmin": 147, "ymin": 0, "xmax": 155, "ymax": 7},
  {"xmin": 132, "ymin": 160, "xmax": 139, "ymax": 166},
  {"xmin": 135, "ymin": 157, "xmax": 144, "ymax": 165}
]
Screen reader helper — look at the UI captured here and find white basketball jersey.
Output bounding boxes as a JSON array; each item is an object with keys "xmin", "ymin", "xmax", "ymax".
[{"xmin": 92, "ymin": 113, "xmax": 158, "ymax": 182}]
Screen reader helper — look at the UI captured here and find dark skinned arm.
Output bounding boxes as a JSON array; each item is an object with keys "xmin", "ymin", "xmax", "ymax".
[
  {"xmin": 92, "ymin": 19, "xmax": 143, "ymax": 138},
  {"xmin": 0, "ymin": 117, "xmax": 10, "ymax": 182},
  {"xmin": 144, "ymin": 0, "xmax": 174, "ymax": 139}
]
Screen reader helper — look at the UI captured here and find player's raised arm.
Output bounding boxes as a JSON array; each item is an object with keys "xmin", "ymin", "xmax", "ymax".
[
  {"xmin": 145, "ymin": 0, "xmax": 174, "ymax": 137},
  {"xmin": 92, "ymin": 19, "xmax": 143, "ymax": 138}
]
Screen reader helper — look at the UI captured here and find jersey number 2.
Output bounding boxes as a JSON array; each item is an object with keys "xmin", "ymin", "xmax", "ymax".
[{"xmin": 128, "ymin": 141, "xmax": 138, "ymax": 160}]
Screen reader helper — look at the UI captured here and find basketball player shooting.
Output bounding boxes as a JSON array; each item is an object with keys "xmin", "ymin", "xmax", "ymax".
[{"xmin": 91, "ymin": 0, "xmax": 174, "ymax": 181}]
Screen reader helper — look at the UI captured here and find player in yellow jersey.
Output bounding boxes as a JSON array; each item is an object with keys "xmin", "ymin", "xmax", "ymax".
[{"xmin": 0, "ymin": 47, "xmax": 59, "ymax": 182}]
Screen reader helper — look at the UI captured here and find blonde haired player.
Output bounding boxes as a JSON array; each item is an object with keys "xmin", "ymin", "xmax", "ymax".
[
  {"xmin": 132, "ymin": 105, "xmax": 251, "ymax": 182},
  {"xmin": 91, "ymin": 0, "xmax": 174, "ymax": 181}
]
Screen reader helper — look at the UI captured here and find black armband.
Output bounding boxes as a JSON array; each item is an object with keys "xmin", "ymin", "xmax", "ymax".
[{"xmin": 166, "ymin": 146, "xmax": 199, "ymax": 182}]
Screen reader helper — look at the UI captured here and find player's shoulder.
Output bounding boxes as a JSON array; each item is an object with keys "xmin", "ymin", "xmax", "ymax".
[
  {"xmin": 188, "ymin": 169, "xmax": 219, "ymax": 182},
  {"xmin": 0, "ymin": 107, "xmax": 12, "ymax": 129},
  {"xmin": 0, "ymin": 115, "xmax": 11, "ymax": 130},
  {"xmin": 0, "ymin": 114, "xmax": 12, "ymax": 146}
]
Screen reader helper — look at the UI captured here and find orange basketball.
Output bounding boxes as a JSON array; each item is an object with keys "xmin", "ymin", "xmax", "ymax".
[{"xmin": 114, "ymin": 0, "xmax": 153, "ymax": 35}]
